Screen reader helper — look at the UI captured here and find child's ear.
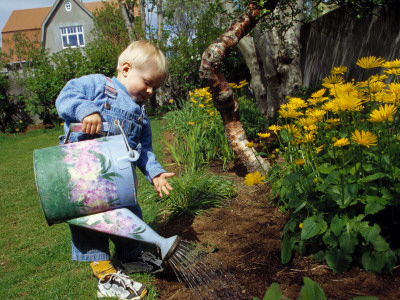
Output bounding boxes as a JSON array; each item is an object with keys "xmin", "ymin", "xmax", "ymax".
[{"xmin": 121, "ymin": 62, "xmax": 131, "ymax": 76}]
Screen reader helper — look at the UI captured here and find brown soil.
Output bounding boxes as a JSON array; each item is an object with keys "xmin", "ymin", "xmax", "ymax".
[{"xmin": 152, "ymin": 131, "xmax": 400, "ymax": 300}]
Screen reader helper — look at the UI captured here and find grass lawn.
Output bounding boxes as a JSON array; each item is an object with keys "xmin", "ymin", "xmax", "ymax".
[{"xmin": 0, "ymin": 117, "xmax": 166, "ymax": 299}]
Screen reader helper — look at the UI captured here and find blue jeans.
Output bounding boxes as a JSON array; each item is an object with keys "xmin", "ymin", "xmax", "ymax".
[{"xmin": 70, "ymin": 204, "xmax": 143, "ymax": 262}]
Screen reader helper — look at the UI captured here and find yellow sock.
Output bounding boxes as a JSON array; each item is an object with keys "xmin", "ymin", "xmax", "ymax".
[{"xmin": 90, "ymin": 260, "xmax": 117, "ymax": 279}]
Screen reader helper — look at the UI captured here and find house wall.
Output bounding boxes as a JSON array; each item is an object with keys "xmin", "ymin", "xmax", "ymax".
[
  {"xmin": 44, "ymin": 0, "xmax": 95, "ymax": 55},
  {"xmin": 300, "ymin": 2, "xmax": 400, "ymax": 86},
  {"xmin": 2, "ymin": 29, "xmax": 41, "ymax": 62}
]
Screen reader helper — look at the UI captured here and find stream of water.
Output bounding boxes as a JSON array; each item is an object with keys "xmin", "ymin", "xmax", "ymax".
[{"xmin": 167, "ymin": 240, "xmax": 246, "ymax": 299}]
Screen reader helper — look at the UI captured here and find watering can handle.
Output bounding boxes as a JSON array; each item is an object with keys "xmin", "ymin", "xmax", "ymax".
[{"xmin": 64, "ymin": 122, "xmax": 122, "ymax": 144}]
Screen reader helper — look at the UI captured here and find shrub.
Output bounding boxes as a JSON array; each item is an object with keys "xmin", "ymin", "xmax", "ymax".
[
  {"xmin": 254, "ymin": 57, "xmax": 400, "ymax": 274},
  {"xmin": 142, "ymin": 166, "xmax": 236, "ymax": 218}
]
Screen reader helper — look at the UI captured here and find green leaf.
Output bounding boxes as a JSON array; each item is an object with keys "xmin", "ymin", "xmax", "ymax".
[
  {"xmin": 280, "ymin": 128, "xmax": 292, "ymax": 143},
  {"xmin": 256, "ymin": 152, "xmax": 269, "ymax": 156},
  {"xmin": 322, "ymin": 231, "xmax": 338, "ymax": 247},
  {"xmin": 361, "ymin": 251, "xmax": 385, "ymax": 273},
  {"xmin": 263, "ymin": 283, "xmax": 282, "ymax": 300},
  {"xmin": 319, "ymin": 163, "xmax": 337, "ymax": 174},
  {"xmin": 339, "ymin": 231, "xmax": 358, "ymax": 253},
  {"xmin": 371, "ymin": 236, "xmax": 389, "ymax": 252},
  {"xmin": 330, "ymin": 214, "xmax": 345, "ymax": 236},
  {"xmin": 281, "ymin": 234, "xmax": 293, "ymax": 264},
  {"xmin": 301, "ymin": 215, "xmax": 327, "ymax": 240},
  {"xmin": 364, "ymin": 196, "xmax": 387, "ymax": 215},
  {"xmin": 325, "ymin": 248, "xmax": 352, "ymax": 273},
  {"xmin": 359, "ymin": 223, "xmax": 380, "ymax": 243},
  {"xmin": 298, "ymin": 277, "xmax": 326, "ymax": 300},
  {"xmin": 361, "ymin": 172, "xmax": 386, "ymax": 183}
]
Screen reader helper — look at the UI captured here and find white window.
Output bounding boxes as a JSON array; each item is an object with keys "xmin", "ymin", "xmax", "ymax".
[
  {"xmin": 60, "ymin": 26, "xmax": 85, "ymax": 48},
  {"xmin": 65, "ymin": 1, "xmax": 72, "ymax": 12}
]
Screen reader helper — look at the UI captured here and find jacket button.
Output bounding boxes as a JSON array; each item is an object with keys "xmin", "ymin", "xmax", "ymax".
[{"xmin": 105, "ymin": 103, "xmax": 111, "ymax": 110}]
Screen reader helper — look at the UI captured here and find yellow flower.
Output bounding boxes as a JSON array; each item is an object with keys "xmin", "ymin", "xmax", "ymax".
[
  {"xmin": 15, "ymin": 128, "xmax": 20, "ymax": 132},
  {"xmin": 383, "ymin": 59, "xmax": 400, "ymax": 69},
  {"xmin": 307, "ymin": 109, "xmax": 326, "ymax": 122},
  {"xmin": 19, "ymin": 120, "xmax": 23, "ymax": 123},
  {"xmin": 244, "ymin": 171, "xmax": 265, "ymax": 187},
  {"xmin": 356, "ymin": 56, "xmax": 385, "ymax": 69},
  {"xmin": 188, "ymin": 122, "xmax": 195, "ymax": 125},
  {"xmin": 351, "ymin": 130, "xmax": 377, "ymax": 148},
  {"xmin": 303, "ymin": 132, "xmax": 316, "ymax": 142},
  {"xmin": 311, "ymin": 88, "xmax": 327, "ymax": 98},
  {"xmin": 294, "ymin": 158, "xmax": 305, "ymax": 165},
  {"xmin": 331, "ymin": 66, "xmax": 348, "ymax": 75},
  {"xmin": 368, "ymin": 81, "xmax": 386, "ymax": 94},
  {"xmin": 384, "ymin": 68, "xmax": 400, "ymax": 76},
  {"xmin": 270, "ymin": 154, "xmax": 276, "ymax": 159},
  {"xmin": 297, "ymin": 117, "xmax": 317, "ymax": 127},
  {"xmin": 299, "ymin": 223, "xmax": 303, "ymax": 229},
  {"xmin": 335, "ymin": 94, "xmax": 364, "ymax": 112},
  {"xmin": 169, "ymin": 99, "xmax": 174, "ymax": 103},
  {"xmin": 368, "ymin": 104, "xmax": 397, "ymax": 123},
  {"xmin": 190, "ymin": 97, "xmax": 198, "ymax": 103},
  {"xmin": 268, "ymin": 125, "xmax": 282, "ymax": 134},
  {"xmin": 279, "ymin": 108, "xmax": 303, "ymax": 119},
  {"xmin": 199, "ymin": 104, "xmax": 205, "ymax": 108},
  {"xmin": 333, "ymin": 137, "xmax": 350, "ymax": 147},
  {"xmin": 322, "ymin": 74, "xmax": 344, "ymax": 87},
  {"xmin": 315, "ymin": 144, "xmax": 324, "ymax": 153},
  {"xmin": 288, "ymin": 97, "xmax": 308, "ymax": 109},
  {"xmin": 246, "ymin": 142, "xmax": 254, "ymax": 148},
  {"xmin": 257, "ymin": 132, "xmax": 271, "ymax": 138}
]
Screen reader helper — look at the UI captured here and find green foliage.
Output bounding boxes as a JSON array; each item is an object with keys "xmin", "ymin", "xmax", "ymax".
[
  {"xmin": 143, "ymin": 166, "xmax": 236, "ymax": 218},
  {"xmin": 163, "ymin": 87, "xmax": 234, "ymax": 169},
  {"xmin": 239, "ymin": 95, "xmax": 270, "ymax": 140},
  {"xmin": 267, "ymin": 58, "xmax": 400, "ymax": 274},
  {"xmin": 258, "ymin": 277, "xmax": 379, "ymax": 300},
  {"xmin": 163, "ymin": 0, "xmax": 249, "ymax": 99}
]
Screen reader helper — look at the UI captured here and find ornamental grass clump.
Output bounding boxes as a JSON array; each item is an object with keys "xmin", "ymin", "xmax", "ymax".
[{"xmin": 255, "ymin": 57, "xmax": 400, "ymax": 274}]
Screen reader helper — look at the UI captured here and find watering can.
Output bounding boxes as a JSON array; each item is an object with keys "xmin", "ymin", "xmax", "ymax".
[{"xmin": 33, "ymin": 121, "xmax": 180, "ymax": 260}]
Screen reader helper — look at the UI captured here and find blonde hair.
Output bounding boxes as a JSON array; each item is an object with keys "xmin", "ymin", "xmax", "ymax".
[{"xmin": 117, "ymin": 40, "xmax": 169, "ymax": 81}]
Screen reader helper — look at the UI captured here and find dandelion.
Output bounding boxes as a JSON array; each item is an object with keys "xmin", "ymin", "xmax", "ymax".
[
  {"xmin": 269, "ymin": 125, "xmax": 282, "ymax": 135},
  {"xmin": 351, "ymin": 130, "xmax": 377, "ymax": 148},
  {"xmin": 356, "ymin": 56, "xmax": 385, "ymax": 69},
  {"xmin": 368, "ymin": 104, "xmax": 397, "ymax": 123},
  {"xmin": 294, "ymin": 158, "xmax": 305, "ymax": 165},
  {"xmin": 257, "ymin": 132, "xmax": 271, "ymax": 138},
  {"xmin": 246, "ymin": 141, "xmax": 254, "ymax": 148},
  {"xmin": 331, "ymin": 66, "xmax": 348, "ymax": 75},
  {"xmin": 333, "ymin": 137, "xmax": 350, "ymax": 147},
  {"xmin": 244, "ymin": 171, "xmax": 265, "ymax": 186}
]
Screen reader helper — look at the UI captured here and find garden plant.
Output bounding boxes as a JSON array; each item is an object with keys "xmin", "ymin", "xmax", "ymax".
[{"xmin": 246, "ymin": 56, "xmax": 400, "ymax": 274}]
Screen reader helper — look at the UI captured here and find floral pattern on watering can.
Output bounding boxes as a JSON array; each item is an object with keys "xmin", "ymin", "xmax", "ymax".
[
  {"xmin": 69, "ymin": 209, "xmax": 145, "ymax": 240},
  {"xmin": 63, "ymin": 139, "xmax": 121, "ymax": 214}
]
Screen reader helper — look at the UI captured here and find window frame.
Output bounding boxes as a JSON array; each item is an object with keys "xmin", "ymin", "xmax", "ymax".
[{"xmin": 59, "ymin": 25, "xmax": 85, "ymax": 49}]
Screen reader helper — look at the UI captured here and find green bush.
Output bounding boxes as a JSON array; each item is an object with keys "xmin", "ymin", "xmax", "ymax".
[
  {"xmin": 239, "ymin": 95, "xmax": 270, "ymax": 140},
  {"xmin": 142, "ymin": 166, "xmax": 236, "ymax": 218},
  {"xmin": 252, "ymin": 57, "xmax": 400, "ymax": 274}
]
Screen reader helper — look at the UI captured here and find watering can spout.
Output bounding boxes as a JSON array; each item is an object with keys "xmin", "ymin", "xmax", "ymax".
[{"xmin": 67, "ymin": 208, "xmax": 180, "ymax": 261}]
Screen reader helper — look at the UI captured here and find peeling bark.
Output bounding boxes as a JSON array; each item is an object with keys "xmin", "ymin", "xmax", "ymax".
[{"xmin": 199, "ymin": 1, "xmax": 279, "ymax": 174}]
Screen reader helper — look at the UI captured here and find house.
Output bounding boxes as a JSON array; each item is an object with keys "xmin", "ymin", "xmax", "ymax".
[{"xmin": 1, "ymin": 0, "xmax": 131, "ymax": 65}]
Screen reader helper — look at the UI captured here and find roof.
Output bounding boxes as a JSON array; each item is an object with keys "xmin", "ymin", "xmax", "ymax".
[
  {"xmin": 1, "ymin": 0, "xmax": 117, "ymax": 34},
  {"xmin": 2, "ymin": 7, "xmax": 51, "ymax": 33}
]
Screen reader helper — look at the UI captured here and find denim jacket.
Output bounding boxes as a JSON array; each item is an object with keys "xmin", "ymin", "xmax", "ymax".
[{"xmin": 56, "ymin": 74, "xmax": 166, "ymax": 183}]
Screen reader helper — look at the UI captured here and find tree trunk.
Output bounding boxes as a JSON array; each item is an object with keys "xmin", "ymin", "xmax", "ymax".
[
  {"xmin": 118, "ymin": 0, "xmax": 135, "ymax": 42},
  {"xmin": 156, "ymin": 0, "xmax": 163, "ymax": 42},
  {"xmin": 199, "ymin": 1, "xmax": 279, "ymax": 174},
  {"xmin": 140, "ymin": 0, "xmax": 146, "ymax": 36},
  {"xmin": 256, "ymin": 0, "xmax": 304, "ymax": 117},
  {"xmin": 220, "ymin": 0, "xmax": 269, "ymax": 114}
]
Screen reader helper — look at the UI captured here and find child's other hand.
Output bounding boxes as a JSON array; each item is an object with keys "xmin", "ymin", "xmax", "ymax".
[
  {"xmin": 82, "ymin": 113, "xmax": 102, "ymax": 135},
  {"xmin": 152, "ymin": 172, "xmax": 175, "ymax": 197}
]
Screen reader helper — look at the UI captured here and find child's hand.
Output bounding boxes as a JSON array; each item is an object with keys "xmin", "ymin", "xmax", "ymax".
[
  {"xmin": 152, "ymin": 172, "xmax": 175, "ymax": 197},
  {"xmin": 82, "ymin": 113, "xmax": 102, "ymax": 135}
]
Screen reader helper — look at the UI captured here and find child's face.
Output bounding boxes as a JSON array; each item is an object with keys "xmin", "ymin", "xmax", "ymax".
[{"xmin": 119, "ymin": 60, "xmax": 164, "ymax": 102}]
